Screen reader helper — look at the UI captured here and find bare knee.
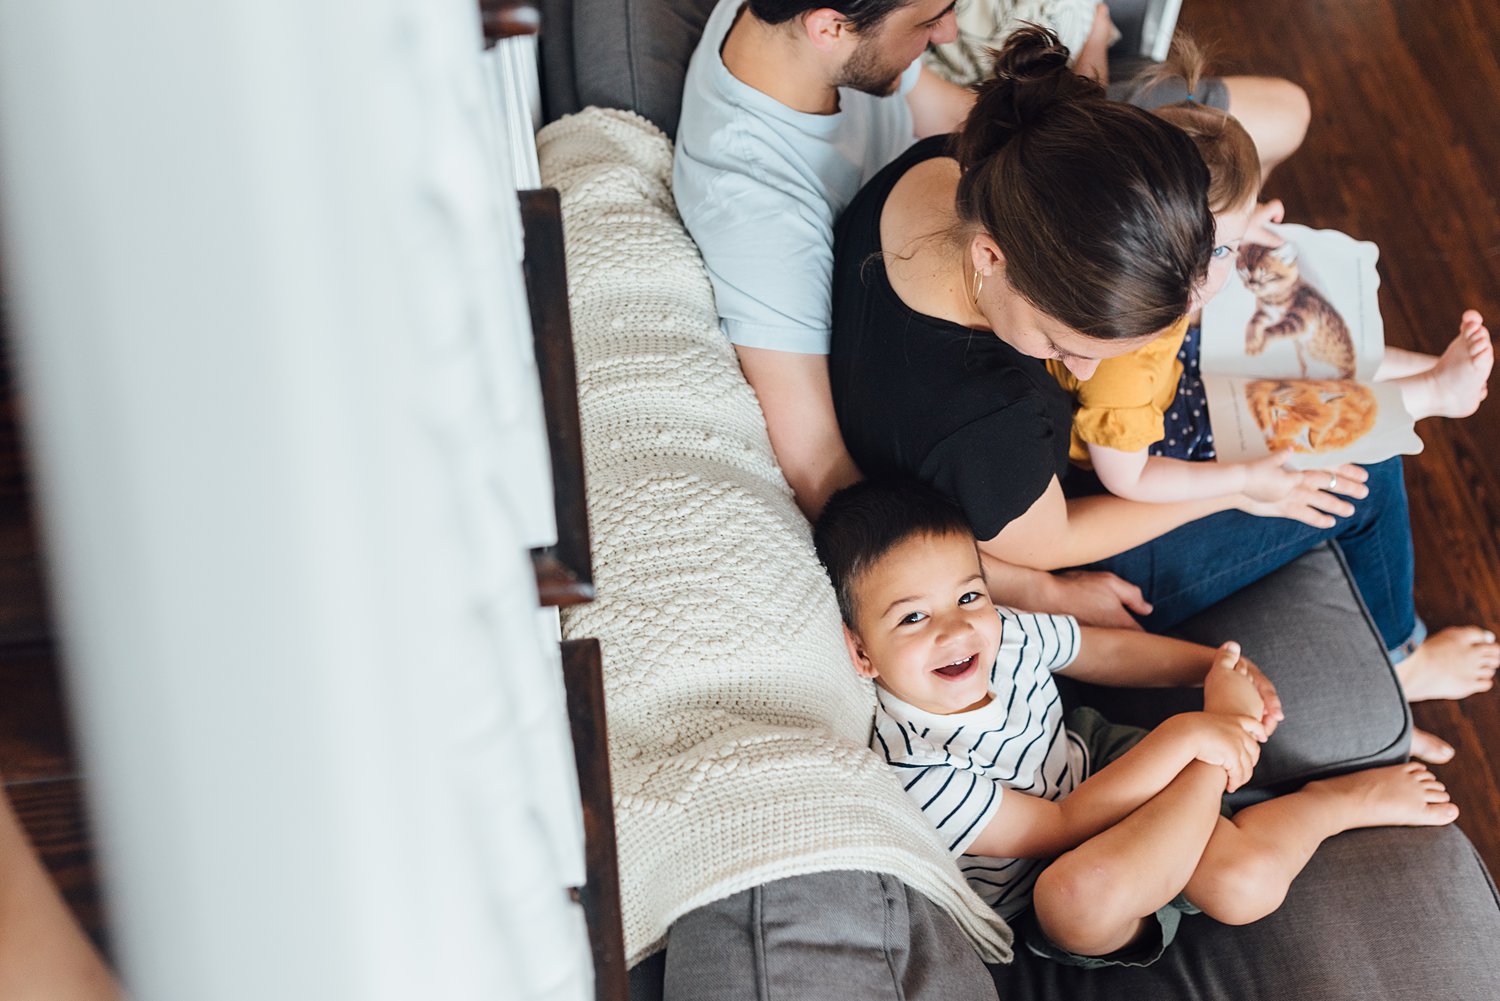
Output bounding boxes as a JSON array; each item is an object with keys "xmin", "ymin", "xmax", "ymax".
[
  {"xmin": 1033, "ymin": 858, "xmax": 1145, "ymax": 955},
  {"xmin": 1224, "ymin": 76, "xmax": 1312, "ymax": 167},
  {"xmin": 1189, "ymin": 851, "xmax": 1290, "ymax": 927}
]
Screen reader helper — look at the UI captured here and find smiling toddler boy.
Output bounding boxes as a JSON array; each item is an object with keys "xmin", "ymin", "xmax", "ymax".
[{"xmin": 813, "ymin": 478, "xmax": 1458, "ymax": 967}]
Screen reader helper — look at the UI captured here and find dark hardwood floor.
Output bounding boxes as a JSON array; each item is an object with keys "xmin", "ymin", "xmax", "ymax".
[{"xmin": 1, "ymin": 0, "xmax": 1497, "ymax": 951}]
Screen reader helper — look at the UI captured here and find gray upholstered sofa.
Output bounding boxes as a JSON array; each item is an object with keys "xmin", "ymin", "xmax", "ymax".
[{"xmin": 534, "ymin": 2, "xmax": 1500, "ymax": 997}]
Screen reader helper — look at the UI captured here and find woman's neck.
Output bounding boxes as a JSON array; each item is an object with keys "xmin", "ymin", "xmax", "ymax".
[{"xmin": 880, "ymin": 159, "xmax": 985, "ymax": 328}]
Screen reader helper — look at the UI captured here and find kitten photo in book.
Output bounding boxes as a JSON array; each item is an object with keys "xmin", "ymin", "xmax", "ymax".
[
  {"xmin": 1239, "ymin": 243, "xmax": 1358, "ymax": 379},
  {"xmin": 1246, "ymin": 379, "xmax": 1378, "ymax": 453}
]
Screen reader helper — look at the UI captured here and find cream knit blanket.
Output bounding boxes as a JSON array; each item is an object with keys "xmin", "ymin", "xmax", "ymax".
[{"xmin": 539, "ymin": 108, "xmax": 1012, "ymax": 967}]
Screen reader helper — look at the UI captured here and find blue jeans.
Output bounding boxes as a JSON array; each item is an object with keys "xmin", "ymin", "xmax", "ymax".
[{"xmin": 1084, "ymin": 457, "xmax": 1418, "ymax": 653}]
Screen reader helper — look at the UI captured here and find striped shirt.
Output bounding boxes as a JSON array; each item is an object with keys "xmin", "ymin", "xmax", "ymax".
[{"xmin": 872, "ymin": 607, "xmax": 1083, "ymax": 921}]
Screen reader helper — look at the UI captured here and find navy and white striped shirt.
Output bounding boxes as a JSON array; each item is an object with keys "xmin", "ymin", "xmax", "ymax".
[{"xmin": 872, "ymin": 607, "xmax": 1083, "ymax": 921}]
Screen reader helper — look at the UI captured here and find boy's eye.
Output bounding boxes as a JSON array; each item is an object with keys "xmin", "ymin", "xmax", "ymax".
[
  {"xmin": 958, "ymin": 591, "xmax": 983, "ymax": 605},
  {"xmin": 899, "ymin": 611, "xmax": 927, "ymax": 625},
  {"xmin": 1211, "ymin": 245, "xmax": 1232, "ymax": 259}
]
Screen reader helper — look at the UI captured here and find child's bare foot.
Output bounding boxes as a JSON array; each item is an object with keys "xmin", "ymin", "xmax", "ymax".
[
  {"xmin": 1307, "ymin": 762, "xmax": 1459, "ymax": 828},
  {"xmin": 1203, "ymin": 642, "xmax": 1265, "ymax": 728},
  {"xmin": 1398, "ymin": 310, "xmax": 1493, "ymax": 419},
  {"xmin": 1410, "ymin": 727, "xmax": 1456, "ymax": 764},
  {"xmin": 1396, "ymin": 626, "xmax": 1500, "ymax": 701}
]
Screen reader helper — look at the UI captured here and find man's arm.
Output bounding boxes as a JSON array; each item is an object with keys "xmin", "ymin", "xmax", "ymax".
[
  {"xmin": 735, "ymin": 346, "xmax": 861, "ymax": 520},
  {"xmin": 906, "ymin": 65, "xmax": 975, "ymax": 138}
]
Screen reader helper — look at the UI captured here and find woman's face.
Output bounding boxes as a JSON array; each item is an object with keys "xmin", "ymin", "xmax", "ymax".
[{"xmin": 977, "ymin": 276, "xmax": 1161, "ymax": 381}]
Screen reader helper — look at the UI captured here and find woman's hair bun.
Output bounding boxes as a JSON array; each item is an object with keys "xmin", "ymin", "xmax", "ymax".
[{"xmin": 953, "ymin": 25, "xmax": 1105, "ymax": 171}]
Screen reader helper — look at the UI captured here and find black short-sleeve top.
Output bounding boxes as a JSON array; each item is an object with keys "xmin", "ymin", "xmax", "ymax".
[{"xmin": 829, "ymin": 135, "xmax": 1074, "ymax": 541}]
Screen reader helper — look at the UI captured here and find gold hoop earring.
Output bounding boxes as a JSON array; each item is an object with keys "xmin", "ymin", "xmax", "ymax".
[{"xmin": 971, "ymin": 269, "xmax": 984, "ymax": 306}]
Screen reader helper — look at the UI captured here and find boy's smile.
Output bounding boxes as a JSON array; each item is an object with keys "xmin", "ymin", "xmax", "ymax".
[{"xmin": 843, "ymin": 530, "xmax": 1002, "ymax": 715}]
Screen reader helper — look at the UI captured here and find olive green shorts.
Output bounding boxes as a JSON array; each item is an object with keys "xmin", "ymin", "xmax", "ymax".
[{"xmin": 1017, "ymin": 706, "xmax": 1224, "ymax": 970}]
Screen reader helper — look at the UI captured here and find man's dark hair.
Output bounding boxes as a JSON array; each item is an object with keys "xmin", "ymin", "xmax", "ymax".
[
  {"xmin": 813, "ymin": 478, "xmax": 975, "ymax": 626},
  {"xmin": 748, "ymin": 0, "xmax": 912, "ymax": 33}
]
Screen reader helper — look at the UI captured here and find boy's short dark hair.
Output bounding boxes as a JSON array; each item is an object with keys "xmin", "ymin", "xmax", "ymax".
[
  {"xmin": 748, "ymin": 0, "xmax": 912, "ymax": 33},
  {"xmin": 813, "ymin": 478, "xmax": 975, "ymax": 626}
]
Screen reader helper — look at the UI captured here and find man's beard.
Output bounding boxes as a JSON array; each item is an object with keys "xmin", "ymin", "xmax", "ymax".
[{"xmin": 835, "ymin": 36, "xmax": 905, "ymax": 96}]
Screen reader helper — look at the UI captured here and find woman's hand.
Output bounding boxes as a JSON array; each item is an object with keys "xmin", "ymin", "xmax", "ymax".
[
  {"xmin": 1237, "ymin": 463, "xmax": 1368, "ymax": 527},
  {"xmin": 1046, "ymin": 569, "xmax": 1153, "ymax": 630}
]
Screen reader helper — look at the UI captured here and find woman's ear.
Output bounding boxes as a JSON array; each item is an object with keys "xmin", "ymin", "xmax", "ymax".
[
  {"xmin": 969, "ymin": 233, "xmax": 1005, "ymax": 277},
  {"xmin": 843, "ymin": 623, "xmax": 878, "ymax": 679}
]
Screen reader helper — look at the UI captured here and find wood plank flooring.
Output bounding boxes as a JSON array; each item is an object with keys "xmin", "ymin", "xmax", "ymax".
[{"xmin": 0, "ymin": 0, "xmax": 1497, "ymax": 953}]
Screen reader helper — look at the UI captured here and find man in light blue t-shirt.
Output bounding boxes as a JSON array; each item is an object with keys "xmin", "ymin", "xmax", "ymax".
[{"xmin": 673, "ymin": 0, "xmax": 972, "ymax": 522}]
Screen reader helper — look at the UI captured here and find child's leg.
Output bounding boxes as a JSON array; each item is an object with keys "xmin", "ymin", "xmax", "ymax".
[
  {"xmin": 0, "ymin": 780, "xmax": 121, "ymax": 999},
  {"xmin": 1185, "ymin": 763, "xmax": 1457, "ymax": 926},
  {"xmin": 1073, "ymin": 3, "xmax": 1115, "ymax": 84},
  {"xmin": 1383, "ymin": 310, "xmax": 1493, "ymax": 420},
  {"xmin": 1219, "ymin": 77, "xmax": 1312, "ymax": 178},
  {"xmin": 1032, "ymin": 762, "xmax": 1225, "ymax": 957},
  {"xmin": 1373, "ymin": 346, "xmax": 1438, "ymax": 380}
]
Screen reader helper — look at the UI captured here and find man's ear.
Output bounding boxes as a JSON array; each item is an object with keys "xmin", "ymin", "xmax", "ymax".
[
  {"xmin": 843, "ymin": 623, "xmax": 878, "ymax": 679},
  {"xmin": 803, "ymin": 8, "xmax": 855, "ymax": 54},
  {"xmin": 969, "ymin": 233, "xmax": 1005, "ymax": 278}
]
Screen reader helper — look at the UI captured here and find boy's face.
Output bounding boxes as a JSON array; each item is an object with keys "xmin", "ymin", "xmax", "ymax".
[
  {"xmin": 1194, "ymin": 196, "xmax": 1257, "ymax": 309},
  {"xmin": 843, "ymin": 530, "xmax": 1002, "ymax": 715}
]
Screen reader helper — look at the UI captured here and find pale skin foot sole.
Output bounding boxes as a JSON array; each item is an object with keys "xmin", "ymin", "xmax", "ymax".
[
  {"xmin": 1397, "ymin": 625, "xmax": 1500, "ymax": 701},
  {"xmin": 1304, "ymin": 762, "xmax": 1460, "ymax": 828},
  {"xmin": 1399, "ymin": 310, "xmax": 1493, "ymax": 419}
]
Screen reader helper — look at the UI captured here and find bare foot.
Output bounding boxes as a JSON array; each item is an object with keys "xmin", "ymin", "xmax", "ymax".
[
  {"xmin": 1203, "ymin": 641, "xmax": 1266, "ymax": 725},
  {"xmin": 1410, "ymin": 726, "xmax": 1456, "ymax": 764},
  {"xmin": 1397, "ymin": 626, "xmax": 1500, "ymax": 701},
  {"xmin": 1398, "ymin": 310, "xmax": 1493, "ymax": 419},
  {"xmin": 1307, "ymin": 762, "xmax": 1459, "ymax": 829}
]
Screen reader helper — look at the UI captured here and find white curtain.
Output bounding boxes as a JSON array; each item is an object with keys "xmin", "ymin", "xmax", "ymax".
[{"xmin": 0, "ymin": 0, "xmax": 590, "ymax": 998}]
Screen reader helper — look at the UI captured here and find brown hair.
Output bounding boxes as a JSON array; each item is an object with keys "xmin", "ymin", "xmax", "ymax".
[
  {"xmin": 1142, "ymin": 38, "xmax": 1261, "ymax": 213},
  {"xmin": 951, "ymin": 26, "xmax": 1214, "ymax": 342}
]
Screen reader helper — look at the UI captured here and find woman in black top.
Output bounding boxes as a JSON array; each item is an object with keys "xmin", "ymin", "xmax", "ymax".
[{"xmin": 829, "ymin": 29, "xmax": 1490, "ymax": 712}]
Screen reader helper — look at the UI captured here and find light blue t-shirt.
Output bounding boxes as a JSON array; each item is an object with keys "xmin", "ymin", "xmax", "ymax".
[{"xmin": 673, "ymin": 0, "xmax": 922, "ymax": 355}]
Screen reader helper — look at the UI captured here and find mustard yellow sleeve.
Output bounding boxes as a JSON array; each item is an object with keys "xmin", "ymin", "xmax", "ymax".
[{"xmin": 1050, "ymin": 319, "xmax": 1189, "ymax": 462}]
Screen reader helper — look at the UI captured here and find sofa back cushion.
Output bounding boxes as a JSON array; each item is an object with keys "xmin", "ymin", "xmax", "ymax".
[{"xmin": 538, "ymin": 0, "xmax": 717, "ymax": 137}]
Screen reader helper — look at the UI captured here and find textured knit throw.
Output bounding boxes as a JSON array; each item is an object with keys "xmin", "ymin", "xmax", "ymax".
[{"xmin": 539, "ymin": 108, "xmax": 1012, "ymax": 966}]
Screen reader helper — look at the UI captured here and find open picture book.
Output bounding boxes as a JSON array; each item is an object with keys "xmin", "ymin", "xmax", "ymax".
[{"xmin": 1199, "ymin": 223, "xmax": 1423, "ymax": 470}]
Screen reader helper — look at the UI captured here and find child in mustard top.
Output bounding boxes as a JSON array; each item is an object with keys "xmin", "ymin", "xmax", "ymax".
[{"xmin": 1050, "ymin": 48, "xmax": 1493, "ymax": 514}]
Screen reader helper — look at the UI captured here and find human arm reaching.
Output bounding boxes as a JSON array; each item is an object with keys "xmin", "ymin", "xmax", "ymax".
[{"xmin": 966, "ymin": 707, "xmax": 1264, "ymax": 860}]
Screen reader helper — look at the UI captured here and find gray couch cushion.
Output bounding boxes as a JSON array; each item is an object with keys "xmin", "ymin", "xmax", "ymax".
[
  {"xmin": 1065, "ymin": 543, "xmax": 1411, "ymax": 798},
  {"xmin": 539, "ymin": 0, "xmax": 717, "ymax": 137},
  {"xmin": 993, "ymin": 824, "xmax": 1500, "ymax": 1000}
]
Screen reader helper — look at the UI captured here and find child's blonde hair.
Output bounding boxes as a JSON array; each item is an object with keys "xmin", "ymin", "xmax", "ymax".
[{"xmin": 1139, "ymin": 38, "xmax": 1262, "ymax": 214}]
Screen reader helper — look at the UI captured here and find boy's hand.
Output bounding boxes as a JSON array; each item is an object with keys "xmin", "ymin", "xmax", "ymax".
[
  {"xmin": 1182, "ymin": 711, "xmax": 1264, "ymax": 793},
  {"xmin": 1203, "ymin": 642, "xmax": 1266, "ymax": 730},
  {"xmin": 1237, "ymin": 653, "xmax": 1285, "ymax": 737}
]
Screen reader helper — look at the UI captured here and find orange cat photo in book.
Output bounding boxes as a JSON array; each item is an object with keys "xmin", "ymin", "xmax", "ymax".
[{"xmin": 1245, "ymin": 379, "xmax": 1379, "ymax": 454}]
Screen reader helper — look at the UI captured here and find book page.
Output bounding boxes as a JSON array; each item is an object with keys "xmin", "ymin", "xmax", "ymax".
[
  {"xmin": 1199, "ymin": 224, "xmax": 1384, "ymax": 381},
  {"xmin": 1202, "ymin": 375, "xmax": 1421, "ymax": 470}
]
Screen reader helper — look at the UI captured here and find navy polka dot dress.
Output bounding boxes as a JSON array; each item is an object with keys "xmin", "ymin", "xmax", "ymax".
[{"xmin": 1149, "ymin": 323, "xmax": 1216, "ymax": 461}]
